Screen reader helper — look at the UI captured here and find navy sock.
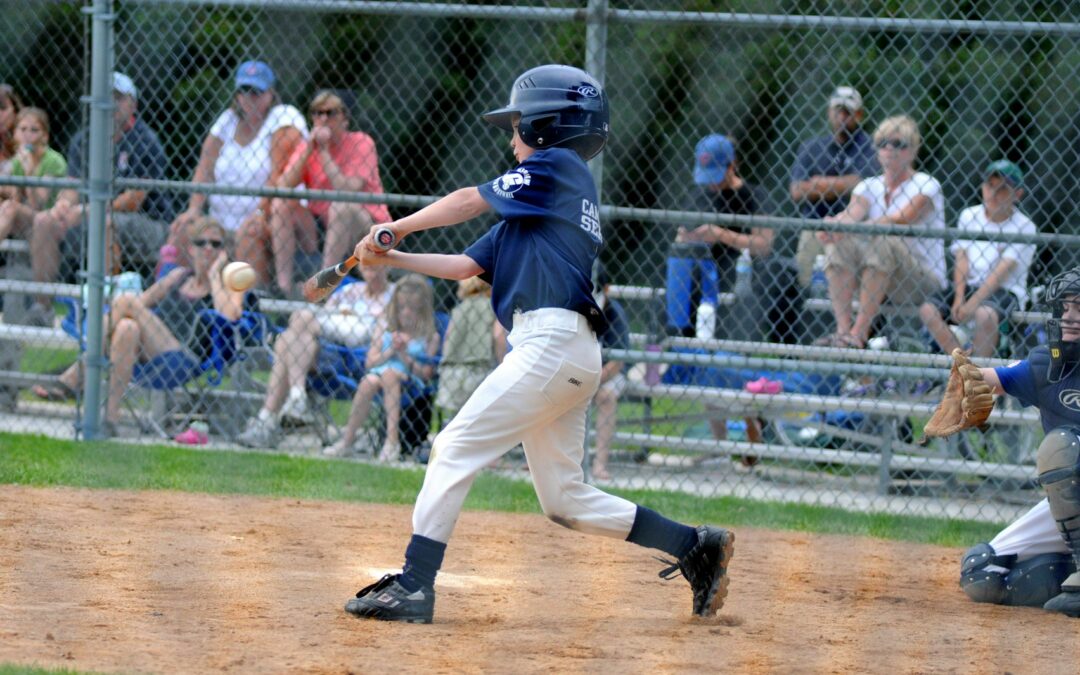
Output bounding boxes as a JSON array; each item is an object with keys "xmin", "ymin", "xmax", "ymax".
[
  {"xmin": 626, "ymin": 506, "xmax": 698, "ymax": 559},
  {"xmin": 399, "ymin": 534, "xmax": 446, "ymax": 592}
]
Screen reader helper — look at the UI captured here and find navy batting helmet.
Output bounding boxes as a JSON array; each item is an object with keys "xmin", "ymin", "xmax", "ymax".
[
  {"xmin": 1043, "ymin": 266, "xmax": 1080, "ymax": 381},
  {"xmin": 483, "ymin": 64, "xmax": 609, "ymax": 161}
]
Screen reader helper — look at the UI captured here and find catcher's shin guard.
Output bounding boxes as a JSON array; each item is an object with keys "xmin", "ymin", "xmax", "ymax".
[
  {"xmin": 1036, "ymin": 428, "xmax": 1080, "ymax": 600},
  {"xmin": 960, "ymin": 543, "xmax": 1076, "ymax": 607}
]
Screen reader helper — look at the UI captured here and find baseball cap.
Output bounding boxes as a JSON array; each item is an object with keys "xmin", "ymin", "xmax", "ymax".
[
  {"xmin": 828, "ymin": 86, "xmax": 863, "ymax": 112},
  {"xmin": 235, "ymin": 61, "xmax": 275, "ymax": 92},
  {"xmin": 112, "ymin": 72, "xmax": 137, "ymax": 100},
  {"xmin": 693, "ymin": 134, "xmax": 735, "ymax": 186},
  {"xmin": 985, "ymin": 159, "xmax": 1023, "ymax": 187}
]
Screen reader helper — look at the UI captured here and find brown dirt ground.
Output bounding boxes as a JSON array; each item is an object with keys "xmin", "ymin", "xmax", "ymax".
[{"xmin": 1, "ymin": 485, "xmax": 1078, "ymax": 675}]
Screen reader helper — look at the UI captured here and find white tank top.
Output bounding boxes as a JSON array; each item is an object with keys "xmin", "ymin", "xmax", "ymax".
[{"xmin": 208, "ymin": 104, "xmax": 307, "ymax": 230}]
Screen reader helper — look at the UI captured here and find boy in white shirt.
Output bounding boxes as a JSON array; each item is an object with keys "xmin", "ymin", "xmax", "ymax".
[{"xmin": 919, "ymin": 160, "xmax": 1036, "ymax": 357}]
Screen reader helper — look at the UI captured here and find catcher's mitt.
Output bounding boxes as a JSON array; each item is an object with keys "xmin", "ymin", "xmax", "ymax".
[{"xmin": 920, "ymin": 348, "xmax": 995, "ymax": 443}]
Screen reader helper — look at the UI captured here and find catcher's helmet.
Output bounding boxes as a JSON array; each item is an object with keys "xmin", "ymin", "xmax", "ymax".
[
  {"xmin": 1043, "ymin": 266, "xmax": 1080, "ymax": 381},
  {"xmin": 483, "ymin": 64, "xmax": 609, "ymax": 161}
]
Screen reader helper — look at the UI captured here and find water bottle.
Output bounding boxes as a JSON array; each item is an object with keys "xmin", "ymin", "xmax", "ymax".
[
  {"xmin": 644, "ymin": 343, "xmax": 662, "ymax": 386},
  {"xmin": 734, "ymin": 249, "xmax": 753, "ymax": 299},
  {"xmin": 810, "ymin": 254, "xmax": 828, "ymax": 299},
  {"xmin": 695, "ymin": 302, "xmax": 716, "ymax": 340},
  {"xmin": 155, "ymin": 244, "xmax": 179, "ymax": 280}
]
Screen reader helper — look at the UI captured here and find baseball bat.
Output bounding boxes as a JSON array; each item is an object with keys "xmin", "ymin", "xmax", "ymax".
[
  {"xmin": 301, "ymin": 255, "xmax": 359, "ymax": 303},
  {"xmin": 372, "ymin": 226, "xmax": 397, "ymax": 252}
]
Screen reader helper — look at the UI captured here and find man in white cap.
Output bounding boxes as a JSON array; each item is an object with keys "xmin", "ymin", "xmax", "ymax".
[
  {"xmin": 789, "ymin": 86, "xmax": 879, "ymax": 327},
  {"xmin": 28, "ymin": 71, "xmax": 173, "ymax": 324}
]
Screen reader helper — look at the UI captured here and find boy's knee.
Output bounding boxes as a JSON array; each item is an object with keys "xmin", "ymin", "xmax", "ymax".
[
  {"xmin": 974, "ymin": 305, "xmax": 999, "ymax": 327},
  {"xmin": 918, "ymin": 302, "xmax": 939, "ymax": 324}
]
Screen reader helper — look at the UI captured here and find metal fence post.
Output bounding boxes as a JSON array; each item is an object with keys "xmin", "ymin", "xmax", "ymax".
[
  {"xmin": 585, "ymin": 0, "xmax": 608, "ymax": 198},
  {"xmin": 81, "ymin": 0, "xmax": 115, "ymax": 440}
]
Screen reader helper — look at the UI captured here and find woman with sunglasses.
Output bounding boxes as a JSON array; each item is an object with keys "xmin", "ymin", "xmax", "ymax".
[
  {"xmin": 35, "ymin": 218, "xmax": 249, "ymax": 438},
  {"xmin": 814, "ymin": 114, "xmax": 947, "ymax": 348},
  {"xmin": 269, "ymin": 89, "xmax": 391, "ymax": 297},
  {"xmin": 168, "ymin": 61, "xmax": 307, "ymax": 287}
]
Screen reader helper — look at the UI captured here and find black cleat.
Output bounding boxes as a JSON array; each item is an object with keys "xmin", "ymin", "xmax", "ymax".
[
  {"xmin": 1043, "ymin": 590, "xmax": 1080, "ymax": 618},
  {"xmin": 344, "ymin": 574, "xmax": 435, "ymax": 624},
  {"xmin": 658, "ymin": 526, "xmax": 735, "ymax": 617}
]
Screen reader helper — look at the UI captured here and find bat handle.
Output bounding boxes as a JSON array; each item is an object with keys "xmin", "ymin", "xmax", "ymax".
[{"xmin": 337, "ymin": 255, "xmax": 359, "ymax": 276}]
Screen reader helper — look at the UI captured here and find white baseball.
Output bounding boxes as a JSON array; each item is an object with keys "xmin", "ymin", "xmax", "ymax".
[{"xmin": 222, "ymin": 261, "xmax": 257, "ymax": 292}]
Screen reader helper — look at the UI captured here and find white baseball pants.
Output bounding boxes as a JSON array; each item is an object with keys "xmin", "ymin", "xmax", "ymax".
[
  {"xmin": 412, "ymin": 308, "xmax": 639, "ymax": 543},
  {"xmin": 989, "ymin": 498, "xmax": 1069, "ymax": 565}
]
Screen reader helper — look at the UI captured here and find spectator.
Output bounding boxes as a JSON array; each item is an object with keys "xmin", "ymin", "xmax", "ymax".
[
  {"xmin": 168, "ymin": 61, "xmax": 307, "ymax": 291},
  {"xmin": 0, "ymin": 108, "xmax": 67, "ymax": 245},
  {"xmin": 434, "ymin": 276, "xmax": 506, "ymax": 422},
  {"xmin": 272, "ymin": 89, "xmax": 392, "ymax": 296},
  {"xmin": 29, "ymin": 72, "xmax": 173, "ymax": 326},
  {"xmin": 669, "ymin": 134, "xmax": 774, "ymax": 338},
  {"xmin": 33, "ymin": 217, "xmax": 247, "ymax": 438},
  {"xmin": 673, "ymin": 135, "xmax": 782, "ymax": 442},
  {"xmin": 919, "ymin": 160, "xmax": 1036, "ymax": 358},
  {"xmin": 236, "ymin": 262, "xmax": 395, "ymax": 449},
  {"xmin": 789, "ymin": 86, "xmax": 879, "ymax": 295},
  {"xmin": 589, "ymin": 268, "xmax": 630, "ymax": 480},
  {"xmin": 815, "ymin": 115, "xmax": 946, "ymax": 348},
  {"xmin": 324, "ymin": 274, "xmax": 440, "ymax": 461},
  {"xmin": 0, "ymin": 83, "xmax": 25, "ymax": 178}
]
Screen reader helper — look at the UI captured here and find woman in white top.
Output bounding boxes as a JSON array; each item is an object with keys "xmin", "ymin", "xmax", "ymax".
[
  {"xmin": 169, "ymin": 61, "xmax": 307, "ymax": 289},
  {"xmin": 815, "ymin": 114, "xmax": 946, "ymax": 348}
]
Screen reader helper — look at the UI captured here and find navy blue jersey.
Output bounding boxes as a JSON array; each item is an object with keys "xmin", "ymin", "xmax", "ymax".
[
  {"xmin": 67, "ymin": 119, "xmax": 175, "ymax": 222},
  {"xmin": 467, "ymin": 147, "xmax": 603, "ymax": 330},
  {"xmin": 995, "ymin": 346, "xmax": 1080, "ymax": 432},
  {"xmin": 789, "ymin": 129, "xmax": 879, "ymax": 219}
]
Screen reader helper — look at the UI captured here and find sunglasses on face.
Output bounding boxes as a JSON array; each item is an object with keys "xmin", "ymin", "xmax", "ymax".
[
  {"xmin": 191, "ymin": 239, "xmax": 224, "ymax": 249},
  {"xmin": 236, "ymin": 85, "xmax": 263, "ymax": 96},
  {"xmin": 311, "ymin": 108, "xmax": 341, "ymax": 118},
  {"xmin": 876, "ymin": 138, "xmax": 909, "ymax": 150}
]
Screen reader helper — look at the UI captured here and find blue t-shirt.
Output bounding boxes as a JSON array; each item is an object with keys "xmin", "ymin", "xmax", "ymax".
[
  {"xmin": 995, "ymin": 345, "xmax": 1080, "ymax": 432},
  {"xmin": 467, "ymin": 147, "xmax": 603, "ymax": 331},
  {"xmin": 789, "ymin": 129, "xmax": 879, "ymax": 219},
  {"xmin": 67, "ymin": 119, "xmax": 175, "ymax": 222}
]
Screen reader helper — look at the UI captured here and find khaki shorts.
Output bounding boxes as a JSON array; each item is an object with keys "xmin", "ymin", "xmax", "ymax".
[{"xmin": 824, "ymin": 234, "xmax": 940, "ymax": 305}]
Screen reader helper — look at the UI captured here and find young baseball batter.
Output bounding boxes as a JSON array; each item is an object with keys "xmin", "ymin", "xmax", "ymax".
[{"xmin": 344, "ymin": 64, "xmax": 734, "ymax": 624}]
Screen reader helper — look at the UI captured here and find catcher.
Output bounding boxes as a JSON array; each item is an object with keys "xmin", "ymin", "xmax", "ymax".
[{"xmin": 923, "ymin": 266, "xmax": 1080, "ymax": 617}]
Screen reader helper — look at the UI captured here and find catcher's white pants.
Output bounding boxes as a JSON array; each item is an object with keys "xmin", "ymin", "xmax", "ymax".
[
  {"xmin": 988, "ymin": 498, "xmax": 1069, "ymax": 568},
  {"xmin": 412, "ymin": 308, "xmax": 639, "ymax": 543}
]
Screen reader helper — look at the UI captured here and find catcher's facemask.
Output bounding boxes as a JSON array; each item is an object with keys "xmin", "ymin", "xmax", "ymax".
[{"xmin": 1043, "ymin": 267, "xmax": 1080, "ymax": 382}]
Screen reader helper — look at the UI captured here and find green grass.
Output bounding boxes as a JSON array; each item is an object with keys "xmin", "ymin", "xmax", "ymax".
[
  {"xmin": 20, "ymin": 347, "xmax": 79, "ymax": 375},
  {"xmin": 0, "ymin": 431, "xmax": 1003, "ymax": 547}
]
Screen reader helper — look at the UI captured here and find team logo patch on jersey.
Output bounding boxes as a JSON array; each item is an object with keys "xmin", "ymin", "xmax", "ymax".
[
  {"xmin": 492, "ymin": 168, "xmax": 531, "ymax": 199},
  {"xmin": 1059, "ymin": 389, "xmax": 1080, "ymax": 412}
]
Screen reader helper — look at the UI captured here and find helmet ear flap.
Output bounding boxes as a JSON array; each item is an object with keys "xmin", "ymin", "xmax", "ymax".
[{"xmin": 521, "ymin": 113, "xmax": 559, "ymax": 147}]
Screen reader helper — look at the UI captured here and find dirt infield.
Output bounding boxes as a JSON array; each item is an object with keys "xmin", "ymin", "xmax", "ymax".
[{"xmin": 1, "ymin": 485, "xmax": 1076, "ymax": 674}]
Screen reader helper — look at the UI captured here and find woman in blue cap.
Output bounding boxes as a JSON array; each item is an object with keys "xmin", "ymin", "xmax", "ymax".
[{"xmin": 168, "ymin": 61, "xmax": 309, "ymax": 292}]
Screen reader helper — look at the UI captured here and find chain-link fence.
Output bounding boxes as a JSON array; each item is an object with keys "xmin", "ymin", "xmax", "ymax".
[{"xmin": 2, "ymin": 0, "xmax": 1079, "ymax": 523}]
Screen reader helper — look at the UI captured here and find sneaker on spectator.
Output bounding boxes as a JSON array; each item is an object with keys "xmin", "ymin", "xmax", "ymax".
[
  {"xmin": 280, "ymin": 389, "xmax": 313, "ymax": 424},
  {"xmin": 237, "ymin": 417, "xmax": 279, "ymax": 448}
]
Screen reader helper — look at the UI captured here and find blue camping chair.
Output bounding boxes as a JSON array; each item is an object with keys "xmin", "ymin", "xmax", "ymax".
[
  {"xmin": 304, "ymin": 311, "xmax": 450, "ymax": 450},
  {"xmin": 59, "ymin": 295, "xmax": 270, "ymax": 438}
]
